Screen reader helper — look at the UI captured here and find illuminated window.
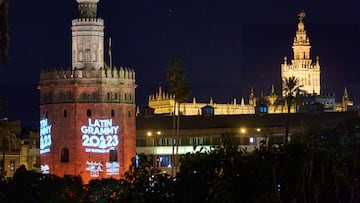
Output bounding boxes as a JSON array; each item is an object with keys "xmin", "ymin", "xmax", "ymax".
[
  {"xmin": 87, "ymin": 109, "xmax": 91, "ymax": 117},
  {"xmin": 9, "ymin": 160, "xmax": 15, "ymax": 172},
  {"xmin": 111, "ymin": 109, "xmax": 115, "ymax": 117},
  {"xmin": 63, "ymin": 109, "xmax": 67, "ymax": 118},
  {"xmin": 159, "ymin": 155, "xmax": 171, "ymax": 167},
  {"xmin": 60, "ymin": 147, "xmax": 69, "ymax": 162},
  {"xmin": 109, "ymin": 149, "xmax": 118, "ymax": 162}
]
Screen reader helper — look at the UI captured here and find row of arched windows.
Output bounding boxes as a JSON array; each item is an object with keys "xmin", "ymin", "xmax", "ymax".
[
  {"xmin": 42, "ymin": 91, "xmax": 134, "ymax": 103},
  {"xmin": 45, "ymin": 109, "xmax": 130, "ymax": 118},
  {"xmin": 60, "ymin": 147, "xmax": 118, "ymax": 163}
]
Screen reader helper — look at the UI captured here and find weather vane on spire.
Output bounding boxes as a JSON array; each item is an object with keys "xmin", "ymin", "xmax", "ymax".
[{"xmin": 298, "ymin": 10, "xmax": 306, "ymax": 22}]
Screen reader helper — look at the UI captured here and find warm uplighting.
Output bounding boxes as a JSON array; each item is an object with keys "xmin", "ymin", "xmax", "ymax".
[
  {"xmin": 156, "ymin": 131, "xmax": 162, "ymax": 135},
  {"xmin": 147, "ymin": 132, "xmax": 152, "ymax": 136}
]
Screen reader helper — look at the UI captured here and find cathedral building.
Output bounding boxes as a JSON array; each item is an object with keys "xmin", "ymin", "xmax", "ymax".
[
  {"xmin": 146, "ymin": 11, "xmax": 351, "ymax": 116},
  {"xmin": 38, "ymin": 0, "xmax": 136, "ymax": 183}
]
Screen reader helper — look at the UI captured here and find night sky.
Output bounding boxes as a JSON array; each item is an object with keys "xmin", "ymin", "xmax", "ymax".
[{"xmin": 1, "ymin": 1, "xmax": 360, "ymax": 128}]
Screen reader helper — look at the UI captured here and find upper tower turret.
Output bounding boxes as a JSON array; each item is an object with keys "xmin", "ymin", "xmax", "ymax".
[
  {"xmin": 71, "ymin": 0, "xmax": 104, "ymax": 70},
  {"xmin": 292, "ymin": 11, "xmax": 311, "ymax": 60},
  {"xmin": 77, "ymin": 0, "xmax": 99, "ymax": 18}
]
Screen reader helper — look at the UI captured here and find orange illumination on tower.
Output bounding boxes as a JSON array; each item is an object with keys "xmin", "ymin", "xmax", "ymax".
[{"xmin": 38, "ymin": 0, "xmax": 136, "ymax": 183}]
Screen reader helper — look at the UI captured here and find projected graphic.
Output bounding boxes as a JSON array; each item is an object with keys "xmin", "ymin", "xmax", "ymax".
[
  {"xmin": 40, "ymin": 118, "xmax": 52, "ymax": 154},
  {"xmin": 81, "ymin": 119, "xmax": 119, "ymax": 153}
]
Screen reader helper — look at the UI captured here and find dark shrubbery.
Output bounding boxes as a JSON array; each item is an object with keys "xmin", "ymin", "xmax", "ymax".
[{"xmin": 1, "ymin": 120, "xmax": 360, "ymax": 202}]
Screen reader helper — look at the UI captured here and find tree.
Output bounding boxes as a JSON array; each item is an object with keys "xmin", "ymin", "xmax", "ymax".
[
  {"xmin": 282, "ymin": 76, "xmax": 303, "ymax": 143},
  {"xmin": 0, "ymin": 119, "xmax": 20, "ymax": 181},
  {"xmin": 0, "ymin": 0, "xmax": 9, "ymax": 64},
  {"xmin": 166, "ymin": 59, "xmax": 190, "ymax": 176}
]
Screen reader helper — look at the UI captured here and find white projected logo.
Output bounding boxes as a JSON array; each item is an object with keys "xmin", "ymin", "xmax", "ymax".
[{"xmin": 81, "ymin": 119, "xmax": 119, "ymax": 153}]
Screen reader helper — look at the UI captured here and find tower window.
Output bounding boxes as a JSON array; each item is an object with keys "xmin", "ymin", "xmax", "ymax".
[
  {"xmin": 58, "ymin": 92, "xmax": 63, "ymax": 101},
  {"xmin": 92, "ymin": 93, "xmax": 97, "ymax": 100},
  {"xmin": 68, "ymin": 92, "xmax": 72, "ymax": 100},
  {"xmin": 128, "ymin": 111, "xmax": 131, "ymax": 118},
  {"xmin": 81, "ymin": 93, "xmax": 87, "ymax": 101},
  {"xmin": 63, "ymin": 109, "xmax": 67, "ymax": 118},
  {"xmin": 48, "ymin": 93, "xmax": 52, "ymax": 102},
  {"xmin": 60, "ymin": 147, "xmax": 69, "ymax": 163},
  {"xmin": 111, "ymin": 109, "xmax": 115, "ymax": 117},
  {"xmin": 107, "ymin": 93, "xmax": 111, "ymax": 100},
  {"xmin": 87, "ymin": 109, "xmax": 91, "ymax": 117},
  {"xmin": 109, "ymin": 149, "xmax": 118, "ymax": 162},
  {"xmin": 114, "ymin": 93, "xmax": 118, "ymax": 100}
]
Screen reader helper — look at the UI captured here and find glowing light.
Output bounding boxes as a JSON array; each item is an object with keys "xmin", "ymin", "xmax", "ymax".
[
  {"xmin": 250, "ymin": 137, "xmax": 255, "ymax": 144},
  {"xmin": 240, "ymin": 128, "xmax": 246, "ymax": 134},
  {"xmin": 147, "ymin": 132, "xmax": 152, "ymax": 136}
]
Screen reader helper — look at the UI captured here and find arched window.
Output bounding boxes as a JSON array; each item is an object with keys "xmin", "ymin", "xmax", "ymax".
[
  {"xmin": 109, "ymin": 149, "xmax": 118, "ymax": 162},
  {"xmin": 114, "ymin": 93, "xmax": 118, "ymax": 100},
  {"xmin": 60, "ymin": 147, "xmax": 69, "ymax": 162},
  {"xmin": 63, "ymin": 109, "xmax": 67, "ymax": 118},
  {"xmin": 87, "ymin": 109, "xmax": 91, "ymax": 117},
  {"xmin": 111, "ymin": 109, "xmax": 115, "ymax": 117},
  {"xmin": 107, "ymin": 92, "xmax": 111, "ymax": 100}
]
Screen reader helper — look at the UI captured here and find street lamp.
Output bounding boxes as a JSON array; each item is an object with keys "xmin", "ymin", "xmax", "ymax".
[{"xmin": 147, "ymin": 130, "xmax": 161, "ymax": 168}]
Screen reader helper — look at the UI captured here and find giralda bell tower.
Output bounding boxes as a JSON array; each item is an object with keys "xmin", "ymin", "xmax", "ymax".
[{"xmin": 39, "ymin": 0, "xmax": 136, "ymax": 183}]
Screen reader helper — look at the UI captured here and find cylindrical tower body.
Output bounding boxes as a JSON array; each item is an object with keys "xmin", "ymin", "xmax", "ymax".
[{"xmin": 39, "ymin": 68, "xmax": 136, "ymax": 183}]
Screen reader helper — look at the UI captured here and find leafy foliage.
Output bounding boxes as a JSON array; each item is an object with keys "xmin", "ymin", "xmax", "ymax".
[{"xmin": 166, "ymin": 59, "xmax": 190, "ymax": 103}]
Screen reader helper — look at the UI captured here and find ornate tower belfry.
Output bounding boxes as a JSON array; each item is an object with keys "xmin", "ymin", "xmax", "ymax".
[
  {"xmin": 281, "ymin": 11, "xmax": 321, "ymax": 95},
  {"xmin": 72, "ymin": 0, "xmax": 104, "ymax": 70}
]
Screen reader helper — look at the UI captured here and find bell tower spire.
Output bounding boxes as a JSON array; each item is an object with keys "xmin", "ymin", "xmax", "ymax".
[
  {"xmin": 71, "ymin": 0, "xmax": 104, "ymax": 70},
  {"xmin": 281, "ymin": 11, "xmax": 321, "ymax": 95},
  {"xmin": 292, "ymin": 10, "xmax": 310, "ymax": 60}
]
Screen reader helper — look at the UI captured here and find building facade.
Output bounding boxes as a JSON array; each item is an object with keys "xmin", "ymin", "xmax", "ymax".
[
  {"xmin": 38, "ymin": 0, "xmax": 136, "ymax": 183},
  {"xmin": 136, "ymin": 112, "xmax": 359, "ymax": 174}
]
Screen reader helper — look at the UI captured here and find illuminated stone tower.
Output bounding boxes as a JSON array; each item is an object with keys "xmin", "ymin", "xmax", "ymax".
[
  {"xmin": 281, "ymin": 11, "xmax": 321, "ymax": 95},
  {"xmin": 38, "ymin": 0, "xmax": 136, "ymax": 183}
]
